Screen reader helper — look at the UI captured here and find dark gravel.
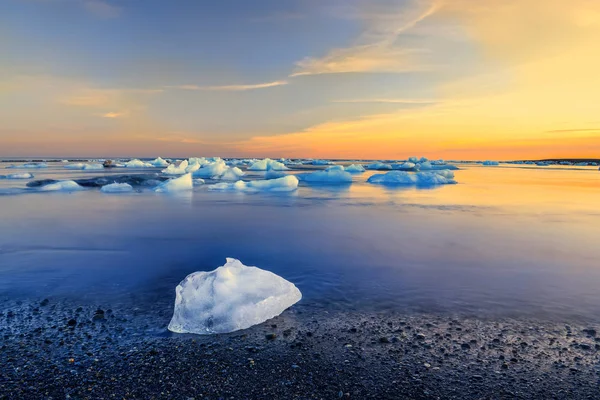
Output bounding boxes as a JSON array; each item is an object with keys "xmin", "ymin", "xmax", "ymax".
[{"xmin": 1, "ymin": 299, "xmax": 600, "ymax": 399}]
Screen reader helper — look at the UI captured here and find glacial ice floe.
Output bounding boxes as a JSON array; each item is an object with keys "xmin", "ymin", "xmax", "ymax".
[
  {"xmin": 367, "ymin": 170, "xmax": 457, "ymax": 186},
  {"xmin": 367, "ymin": 162, "xmax": 393, "ymax": 170},
  {"xmin": 101, "ymin": 183, "xmax": 134, "ymax": 193},
  {"xmin": 345, "ymin": 164, "xmax": 365, "ymax": 173},
  {"xmin": 297, "ymin": 166, "xmax": 353, "ymax": 183},
  {"xmin": 125, "ymin": 159, "xmax": 154, "ymax": 168},
  {"xmin": 150, "ymin": 157, "xmax": 170, "ymax": 167},
  {"xmin": 64, "ymin": 163, "xmax": 104, "ymax": 170},
  {"xmin": 209, "ymin": 175, "xmax": 299, "ymax": 192},
  {"xmin": 167, "ymin": 258, "xmax": 302, "ymax": 334},
  {"xmin": 7, "ymin": 163, "xmax": 48, "ymax": 169},
  {"xmin": 154, "ymin": 173, "xmax": 193, "ymax": 193},
  {"xmin": 247, "ymin": 158, "xmax": 289, "ymax": 171},
  {"xmin": 39, "ymin": 180, "xmax": 84, "ymax": 192},
  {"xmin": 192, "ymin": 160, "xmax": 229, "ymax": 178},
  {"xmin": 482, "ymin": 161, "xmax": 500, "ymax": 166},
  {"xmin": 162, "ymin": 160, "xmax": 189, "ymax": 175},
  {"xmin": 264, "ymin": 170, "xmax": 287, "ymax": 180},
  {"xmin": 220, "ymin": 167, "xmax": 245, "ymax": 181},
  {"xmin": 1, "ymin": 173, "xmax": 34, "ymax": 179}
]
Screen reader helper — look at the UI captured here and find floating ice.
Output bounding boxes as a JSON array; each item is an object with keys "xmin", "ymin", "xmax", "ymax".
[
  {"xmin": 345, "ymin": 164, "xmax": 365, "ymax": 173},
  {"xmin": 264, "ymin": 170, "xmax": 287, "ymax": 180},
  {"xmin": 311, "ymin": 159, "xmax": 335, "ymax": 166},
  {"xmin": 2, "ymin": 173, "xmax": 34, "ymax": 179},
  {"xmin": 167, "ymin": 258, "xmax": 302, "ymax": 334},
  {"xmin": 367, "ymin": 162, "xmax": 392, "ymax": 170},
  {"xmin": 7, "ymin": 163, "xmax": 48, "ymax": 169},
  {"xmin": 154, "ymin": 173, "xmax": 193, "ymax": 193},
  {"xmin": 220, "ymin": 167, "xmax": 245, "ymax": 181},
  {"xmin": 482, "ymin": 161, "xmax": 499, "ymax": 166},
  {"xmin": 247, "ymin": 158, "xmax": 289, "ymax": 171},
  {"xmin": 101, "ymin": 183, "xmax": 134, "ymax": 193},
  {"xmin": 64, "ymin": 163, "xmax": 104, "ymax": 170},
  {"xmin": 297, "ymin": 166, "xmax": 352, "ymax": 183},
  {"xmin": 125, "ymin": 159, "xmax": 154, "ymax": 168},
  {"xmin": 192, "ymin": 160, "xmax": 229, "ymax": 178},
  {"xmin": 367, "ymin": 170, "xmax": 457, "ymax": 186},
  {"xmin": 193, "ymin": 178, "xmax": 205, "ymax": 185},
  {"xmin": 150, "ymin": 157, "xmax": 170, "ymax": 167},
  {"xmin": 163, "ymin": 160, "xmax": 189, "ymax": 175},
  {"xmin": 209, "ymin": 175, "xmax": 298, "ymax": 192},
  {"xmin": 39, "ymin": 180, "xmax": 84, "ymax": 192},
  {"xmin": 391, "ymin": 162, "xmax": 417, "ymax": 171}
]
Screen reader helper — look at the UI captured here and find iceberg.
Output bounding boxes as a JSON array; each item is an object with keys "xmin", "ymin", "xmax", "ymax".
[
  {"xmin": 311, "ymin": 159, "xmax": 335, "ymax": 166},
  {"xmin": 168, "ymin": 258, "xmax": 302, "ymax": 334},
  {"xmin": 101, "ymin": 183, "xmax": 134, "ymax": 193},
  {"xmin": 345, "ymin": 164, "xmax": 365, "ymax": 173},
  {"xmin": 264, "ymin": 170, "xmax": 287, "ymax": 180},
  {"xmin": 482, "ymin": 160, "xmax": 499, "ymax": 166},
  {"xmin": 192, "ymin": 160, "xmax": 229, "ymax": 179},
  {"xmin": 150, "ymin": 157, "xmax": 170, "ymax": 167},
  {"xmin": 391, "ymin": 162, "xmax": 417, "ymax": 171},
  {"xmin": 367, "ymin": 170, "xmax": 457, "ymax": 186},
  {"xmin": 247, "ymin": 158, "xmax": 289, "ymax": 171},
  {"xmin": 297, "ymin": 165, "xmax": 352, "ymax": 183},
  {"xmin": 39, "ymin": 180, "xmax": 84, "ymax": 192},
  {"xmin": 408, "ymin": 157, "xmax": 419, "ymax": 163},
  {"xmin": 220, "ymin": 167, "xmax": 245, "ymax": 181},
  {"xmin": 64, "ymin": 163, "xmax": 104, "ymax": 170},
  {"xmin": 3, "ymin": 173, "xmax": 34, "ymax": 179},
  {"xmin": 125, "ymin": 159, "xmax": 154, "ymax": 168},
  {"xmin": 193, "ymin": 178, "xmax": 205, "ymax": 185},
  {"xmin": 367, "ymin": 162, "xmax": 393, "ymax": 170},
  {"xmin": 163, "ymin": 160, "xmax": 189, "ymax": 175},
  {"xmin": 154, "ymin": 173, "xmax": 193, "ymax": 193},
  {"xmin": 209, "ymin": 175, "xmax": 298, "ymax": 192}
]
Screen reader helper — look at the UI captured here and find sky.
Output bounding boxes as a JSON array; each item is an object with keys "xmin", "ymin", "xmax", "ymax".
[{"xmin": 1, "ymin": 0, "xmax": 600, "ymax": 159}]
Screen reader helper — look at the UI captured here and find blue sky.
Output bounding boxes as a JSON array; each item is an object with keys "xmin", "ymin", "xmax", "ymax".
[{"xmin": 2, "ymin": 0, "xmax": 600, "ymax": 158}]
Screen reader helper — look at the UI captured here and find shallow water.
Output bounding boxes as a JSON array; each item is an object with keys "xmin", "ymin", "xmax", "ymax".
[{"xmin": 1, "ymin": 161, "xmax": 600, "ymax": 321}]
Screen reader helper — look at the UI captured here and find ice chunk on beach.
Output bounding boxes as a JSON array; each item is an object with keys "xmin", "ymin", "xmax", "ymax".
[
  {"xmin": 168, "ymin": 258, "xmax": 302, "ymax": 334},
  {"xmin": 247, "ymin": 158, "xmax": 289, "ymax": 171},
  {"xmin": 101, "ymin": 183, "xmax": 134, "ymax": 193},
  {"xmin": 125, "ymin": 159, "xmax": 154, "ymax": 168},
  {"xmin": 209, "ymin": 175, "xmax": 298, "ymax": 192},
  {"xmin": 345, "ymin": 164, "xmax": 365, "ymax": 173},
  {"xmin": 39, "ymin": 180, "xmax": 84, "ymax": 192},
  {"xmin": 367, "ymin": 162, "xmax": 392, "ymax": 170},
  {"xmin": 297, "ymin": 166, "xmax": 353, "ymax": 183},
  {"xmin": 150, "ymin": 157, "xmax": 170, "ymax": 167},
  {"xmin": 482, "ymin": 160, "xmax": 499, "ymax": 166},
  {"xmin": 367, "ymin": 170, "xmax": 457, "ymax": 186},
  {"xmin": 3, "ymin": 173, "xmax": 34, "ymax": 179},
  {"xmin": 163, "ymin": 160, "xmax": 189, "ymax": 175},
  {"xmin": 154, "ymin": 173, "xmax": 193, "ymax": 193}
]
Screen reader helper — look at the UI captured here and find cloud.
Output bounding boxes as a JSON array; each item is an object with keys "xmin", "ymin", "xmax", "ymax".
[
  {"xmin": 290, "ymin": 0, "xmax": 440, "ymax": 76},
  {"xmin": 333, "ymin": 98, "xmax": 438, "ymax": 104},
  {"xmin": 83, "ymin": 0, "xmax": 121, "ymax": 18},
  {"xmin": 101, "ymin": 111, "xmax": 128, "ymax": 118},
  {"xmin": 167, "ymin": 81, "xmax": 288, "ymax": 91}
]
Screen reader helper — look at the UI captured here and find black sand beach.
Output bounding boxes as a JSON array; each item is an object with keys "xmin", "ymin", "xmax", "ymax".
[{"xmin": 2, "ymin": 299, "xmax": 599, "ymax": 399}]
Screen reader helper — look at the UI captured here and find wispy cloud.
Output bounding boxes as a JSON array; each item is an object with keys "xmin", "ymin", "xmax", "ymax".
[
  {"xmin": 83, "ymin": 0, "xmax": 121, "ymax": 18},
  {"xmin": 333, "ymin": 98, "xmax": 438, "ymax": 104},
  {"xmin": 101, "ymin": 111, "xmax": 128, "ymax": 118},
  {"xmin": 545, "ymin": 128, "xmax": 600, "ymax": 133},
  {"xmin": 290, "ymin": 0, "xmax": 441, "ymax": 77},
  {"xmin": 167, "ymin": 81, "xmax": 288, "ymax": 91}
]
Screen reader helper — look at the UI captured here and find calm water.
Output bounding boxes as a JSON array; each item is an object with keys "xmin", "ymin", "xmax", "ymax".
[{"xmin": 1, "ymin": 162, "xmax": 600, "ymax": 321}]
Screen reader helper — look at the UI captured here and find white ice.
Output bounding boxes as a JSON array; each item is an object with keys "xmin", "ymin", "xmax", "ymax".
[
  {"xmin": 208, "ymin": 175, "xmax": 298, "ymax": 192},
  {"xmin": 167, "ymin": 258, "xmax": 302, "ymax": 334},
  {"xmin": 154, "ymin": 173, "xmax": 193, "ymax": 193},
  {"xmin": 125, "ymin": 159, "xmax": 154, "ymax": 168},
  {"xmin": 367, "ymin": 162, "xmax": 392, "ymax": 170},
  {"xmin": 192, "ymin": 160, "xmax": 229, "ymax": 178},
  {"xmin": 150, "ymin": 157, "xmax": 170, "ymax": 167},
  {"xmin": 163, "ymin": 160, "xmax": 189, "ymax": 175},
  {"xmin": 345, "ymin": 164, "xmax": 365, "ymax": 173},
  {"xmin": 482, "ymin": 161, "xmax": 500, "ymax": 166},
  {"xmin": 311, "ymin": 160, "xmax": 335, "ymax": 166},
  {"xmin": 247, "ymin": 158, "xmax": 289, "ymax": 171},
  {"xmin": 264, "ymin": 170, "xmax": 287, "ymax": 180},
  {"xmin": 220, "ymin": 167, "xmax": 245, "ymax": 181},
  {"xmin": 101, "ymin": 183, "xmax": 134, "ymax": 193},
  {"xmin": 2, "ymin": 173, "xmax": 34, "ymax": 179},
  {"xmin": 367, "ymin": 170, "xmax": 457, "ymax": 186},
  {"xmin": 39, "ymin": 180, "xmax": 84, "ymax": 192},
  {"xmin": 297, "ymin": 165, "xmax": 353, "ymax": 183},
  {"xmin": 64, "ymin": 163, "xmax": 104, "ymax": 170}
]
